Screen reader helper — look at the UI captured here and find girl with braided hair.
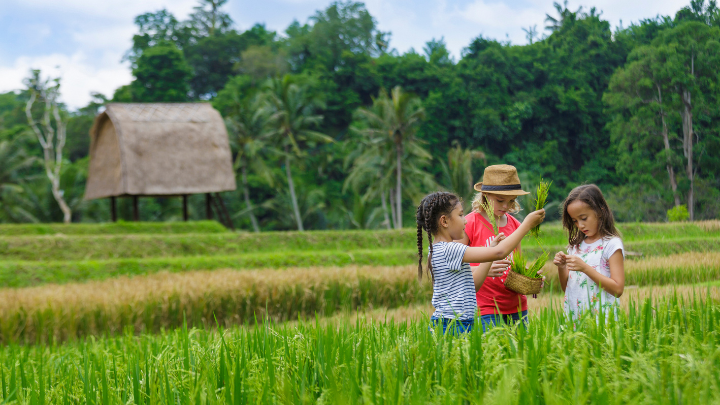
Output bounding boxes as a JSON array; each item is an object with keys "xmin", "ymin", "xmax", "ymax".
[{"xmin": 417, "ymin": 191, "xmax": 545, "ymax": 334}]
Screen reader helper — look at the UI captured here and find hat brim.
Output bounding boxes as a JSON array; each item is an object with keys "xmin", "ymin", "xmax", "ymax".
[{"xmin": 474, "ymin": 182, "xmax": 531, "ymax": 196}]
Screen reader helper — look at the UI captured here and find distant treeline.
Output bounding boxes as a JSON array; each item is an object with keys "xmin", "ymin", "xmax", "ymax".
[{"xmin": 0, "ymin": 0, "xmax": 718, "ymax": 229}]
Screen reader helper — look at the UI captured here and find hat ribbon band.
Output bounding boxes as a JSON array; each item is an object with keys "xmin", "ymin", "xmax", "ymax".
[{"xmin": 481, "ymin": 184, "xmax": 522, "ymax": 191}]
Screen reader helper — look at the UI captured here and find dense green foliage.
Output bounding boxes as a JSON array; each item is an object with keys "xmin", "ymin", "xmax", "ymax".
[
  {"xmin": 1, "ymin": 296, "xmax": 719, "ymax": 403},
  {"xmin": 1, "ymin": 1, "xmax": 719, "ymax": 229}
]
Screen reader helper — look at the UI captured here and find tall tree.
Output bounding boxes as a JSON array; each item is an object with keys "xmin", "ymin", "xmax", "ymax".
[
  {"xmin": 130, "ymin": 42, "xmax": 192, "ymax": 102},
  {"xmin": 605, "ymin": 21, "xmax": 720, "ymax": 220},
  {"xmin": 263, "ymin": 75, "xmax": 332, "ymax": 231},
  {"xmin": 352, "ymin": 86, "xmax": 428, "ymax": 228},
  {"xmin": 224, "ymin": 92, "xmax": 275, "ymax": 232},
  {"xmin": 23, "ymin": 70, "xmax": 72, "ymax": 223},
  {"xmin": 657, "ymin": 22, "xmax": 720, "ymax": 219},
  {"xmin": 604, "ymin": 45, "xmax": 682, "ymax": 206},
  {"xmin": 440, "ymin": 142, "xmax": 486, "ymax": 208}
]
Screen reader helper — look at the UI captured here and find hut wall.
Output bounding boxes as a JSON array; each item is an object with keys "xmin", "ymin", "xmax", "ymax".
[
  {"xmin": 85, "ymin": 116, "xmax": 124, "ymax": 200},
  {"xmin": 118, "ymin": 117, "xmax": 235, "ymax": 196}
]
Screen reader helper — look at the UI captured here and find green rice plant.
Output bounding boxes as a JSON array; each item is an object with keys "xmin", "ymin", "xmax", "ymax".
[
  {"xmin": 480, "ymin": 199, "xmax": 499, "ymax": 235},
  {"xmin": 510, "ymin": 251, "xmax": 548, "ymax": 279},
  {"xmin": 0, "ymin": 220, "xmax": 228, "ymax": 236},
  {"xmin": 0, "ymin": 295, "xmax": 719, "ymax": 403},
  {"xmin": 2, "ymin": 237, "xmax": 720, "ymax": 289},
  {"xmin": 530, "ymin": 179, "xmax": 552, "ymax": 238}
]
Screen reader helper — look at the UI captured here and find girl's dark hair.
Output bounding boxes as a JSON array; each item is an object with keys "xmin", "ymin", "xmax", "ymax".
[
  {"xmin": 416, "ymin": 191, "xmax": 460, "ymax": 281},
  {"xmin": 561, "ymin": 184, "xmax": 621, "ymax": 247}
]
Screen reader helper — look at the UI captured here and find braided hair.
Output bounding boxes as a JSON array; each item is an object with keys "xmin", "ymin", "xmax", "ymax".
[{"xmin": 416, "ymin": 191, "xmax": 460, "ymax": 281}]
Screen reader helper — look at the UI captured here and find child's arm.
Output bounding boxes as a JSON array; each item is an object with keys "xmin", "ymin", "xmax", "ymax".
[
  {"xmin": 554, "ymin": 251, "xmax": 569, "ymax": 292},
  {"xmin": 462, "ymin": 209, "xmax": 545, "ymax": 264},
  {"xmin": 471, "ymin": 234, "xmax": 511, "ymax": 291},
  {"xmin": 564, "ymin": 251, "xmax": 625, "ymax": 297}
]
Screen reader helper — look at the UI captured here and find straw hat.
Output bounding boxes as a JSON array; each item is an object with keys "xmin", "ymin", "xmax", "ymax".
[{"xmin": 474, "ymin": 165, "xmax": 530, "ymax": 196}]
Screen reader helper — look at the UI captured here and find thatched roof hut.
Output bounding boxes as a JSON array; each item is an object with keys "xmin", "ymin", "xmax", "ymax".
[
  {"xmin": 85, "ymin": 103, "xmax": 236, "ymax": 200},
  {"xmin": 85, "ymin": 103, "xmax": 236, "ymax": 226}
]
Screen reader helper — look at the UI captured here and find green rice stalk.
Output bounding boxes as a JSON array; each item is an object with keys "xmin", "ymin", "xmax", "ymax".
[
  {"xmin": 510, "ymin": 251, "xmax": 548, "ymax": 279},
  {"xmin": 480, "ymin": 200, "xmax": 499, "ymax": 235},
  {"xmin": 531, "ymin": 179, "xmax": 552, "ymax": 238}
]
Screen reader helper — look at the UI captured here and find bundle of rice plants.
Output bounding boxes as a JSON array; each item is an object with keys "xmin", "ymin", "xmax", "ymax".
[
  {"xmin": 509, "ymin": 251, "xmax": 547, "ymax": 279},
  {"xmin": 480, "ymin": 199, "xmax": 499, "ymax": 235},
  {"xmin": 531, "ymin": 179, "xmax": 552, "ymax": 238}
]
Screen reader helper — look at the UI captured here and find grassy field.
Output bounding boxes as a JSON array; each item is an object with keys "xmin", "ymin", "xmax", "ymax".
[
  {"xmin": 0, "ymin": 220, "xmax": 719, "ymax": 403},
  {"xmin": 0, "ymin": 295, "xmax": 718, "ymax": 403}
]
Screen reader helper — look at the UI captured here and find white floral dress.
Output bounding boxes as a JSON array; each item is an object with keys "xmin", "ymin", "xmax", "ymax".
[{"xmin": 564, "ymin": 237, "xmax": 624, "ymax": 320}]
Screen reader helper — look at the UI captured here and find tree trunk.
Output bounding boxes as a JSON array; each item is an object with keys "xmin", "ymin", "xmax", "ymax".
[
  {"xmin": 395, "ymin": 132, "xmax": 403, "ymax": 229},
  {"xmin": 51, "ymin": 177, "xmax": 72, "ymax": 223},
  {"xmin": 681, "ymin": 88, "xmax": 694, "ymax": 221},
  {"xmin": 657, "ymin": 85, "xmax": 680, "ymax": 207},
  {"xmin": 285, "ymin": 147, "xmax": 304, "ymax": 231},
  {"xmin": 388, "ymin": 187, "xmax": 398, "ymax": 229},
  {"xmin": 241, "ymin": 160, "xmax": 260, "ymax": 232},
  {"xmin": 25, "ymin": 90, "xmax": 72, "ymax": 223},
  {"xmin": 380, "ymin": 189, "xmax": 391, "ymax": 230}
]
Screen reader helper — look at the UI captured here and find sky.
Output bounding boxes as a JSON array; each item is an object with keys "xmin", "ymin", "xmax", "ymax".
[{"xmin": 0, "ymin": 0, "xmax": 689, "ymax": 110}]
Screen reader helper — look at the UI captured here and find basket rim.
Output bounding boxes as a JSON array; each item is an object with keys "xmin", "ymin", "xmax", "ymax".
[{"xmin": 506, "ymin": 268, "xmax": 543, "ymax": 283}]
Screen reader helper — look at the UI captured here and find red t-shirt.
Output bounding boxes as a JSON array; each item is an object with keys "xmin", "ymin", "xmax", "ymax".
[{"xmin": 464, "ymin": 211, "xmax": 527, "ymax": 315}]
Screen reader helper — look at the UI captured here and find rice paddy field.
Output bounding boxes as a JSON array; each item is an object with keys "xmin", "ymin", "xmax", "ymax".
[{"xmin": 0, "ymin": 220, "xmax": 719, "ymax": 403}]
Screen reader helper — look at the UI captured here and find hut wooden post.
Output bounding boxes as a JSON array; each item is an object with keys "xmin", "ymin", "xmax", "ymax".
[
  {"xmin": 205, "ymin": 193, "xmax": 213, "ymax": 220},
  {"xmin": 182, "ymin": 195, "xmax": 188, "ymax": 221},
  {"xmin": 110, "ymin": 197, "xmax": 117, "ymax": 222},
  {"xmin": 133, "ymin": 196, "xmax": 139, "ymax": 221}
]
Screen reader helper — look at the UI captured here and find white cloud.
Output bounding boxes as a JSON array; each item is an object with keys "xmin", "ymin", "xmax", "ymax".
[{"xmin": 0, "ymin": 52, "xmax": 132, "ymax": 109}]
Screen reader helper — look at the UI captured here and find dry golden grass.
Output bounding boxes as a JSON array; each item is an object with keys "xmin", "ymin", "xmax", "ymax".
[
  {"xmin": 2, "ymin": 251, "xmax": 719, "ymax": 343},
  {"xmin": 697, "ymin": 220, "xmax": 720, "ymax": 232},
  {"xmin": 0, "ymin": 265, "xmax": 429, "ymax": 343},
  {"xmin": 541, "ymin": 251, "xmax": 720, "ymax": 288}
]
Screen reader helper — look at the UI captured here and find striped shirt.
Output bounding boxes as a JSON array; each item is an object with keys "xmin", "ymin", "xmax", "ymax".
[{"xmin": 430, "ymin": 242, "xmax": 476, "ymax": 321}]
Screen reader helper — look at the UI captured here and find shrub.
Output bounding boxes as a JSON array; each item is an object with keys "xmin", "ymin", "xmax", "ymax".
[{"xmin": 667, "ymin": 205, "xmax": 690, "ymax": 222}]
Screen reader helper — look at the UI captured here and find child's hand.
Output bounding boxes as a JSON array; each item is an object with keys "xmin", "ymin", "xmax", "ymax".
[
  {"xmin": 537, "ymin": 268, "xmax": 548, "ymax": 288},
  {"xmin": 553, "ymin": 251, "xmax": 567, "ymax": 269},
  {"xmin": 489, "ymin": 232, "xmax": 506, "ymax": 247},
  {"xmin": 488, "ymin": 259, "xmax": 511, "ymax": 278},
  {"xmin": 565, "ymin": 255, "xmax": 589, "ymax": 273},
  {"xmin": 523, "ymin": 209, "xmax": 546, "ymax": 228}
]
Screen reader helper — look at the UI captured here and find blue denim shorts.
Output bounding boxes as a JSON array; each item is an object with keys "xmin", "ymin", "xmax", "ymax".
[
  {"xmin": 429, "ymin": 316, "xmax": 474, "ymax": 335},
  {"xmin": 480, "ymin": 310, "xmax": 528, "ymax": 332}
]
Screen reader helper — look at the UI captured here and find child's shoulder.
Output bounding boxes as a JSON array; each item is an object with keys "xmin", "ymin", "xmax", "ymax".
[{"xmin": 602, "ymin": 236, "xmax": 624, "ymax": 257}]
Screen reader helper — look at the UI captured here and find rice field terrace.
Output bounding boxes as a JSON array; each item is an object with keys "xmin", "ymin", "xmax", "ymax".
[{"xmin": 0, "ymin": 220, "xmax": 719, "ymax": 403}]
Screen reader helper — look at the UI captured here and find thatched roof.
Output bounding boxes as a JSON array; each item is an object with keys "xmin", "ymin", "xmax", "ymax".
[{"xmin": 85, "ymin": 103, "xmax": 236, "ymax": 200}]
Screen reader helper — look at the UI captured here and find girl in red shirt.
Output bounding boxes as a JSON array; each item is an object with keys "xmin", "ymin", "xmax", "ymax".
[{"xmin": 456, "ymin": 164, "xmax": 541, "ymax": 331}]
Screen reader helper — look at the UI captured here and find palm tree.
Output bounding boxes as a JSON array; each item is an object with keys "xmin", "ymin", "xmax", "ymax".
[
  {"xmin": 440, "ymin": 142, "xmax": 486, "ymax": 209},
  {"xmin": 262, "ymin": 75, "xmax": 332, "ymax": 231},
  {"xmin": 225, "ymin": 93, "xmax": 276, "ymax": 232},
  {"xmin": 545, "ymin": 1, "xmax": 585, "ymax": 32},
  {"xmin": 0, "ymin": 140, "xmax": 34, "ymax": 195},
  {"xmin": 351, "ymin": 86, "xmax": 430, "ymax": 229},
  {"xmin": 0, "ymin": 140, "xmax": 35, "ymax": 221}
]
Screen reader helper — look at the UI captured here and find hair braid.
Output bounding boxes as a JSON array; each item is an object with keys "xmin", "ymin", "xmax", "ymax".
[
  {"xmin": 414, "ymin": 191, "xmax": 460, "ymax": 282},
  {"xmin": 415, "ymin": 203, "xmax": 424, "ymax": 281}
]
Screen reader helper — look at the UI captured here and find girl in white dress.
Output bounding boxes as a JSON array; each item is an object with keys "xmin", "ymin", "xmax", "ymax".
[{"xmin": 553, "ymin": 184, "xmax": 625, "ymax": 320}]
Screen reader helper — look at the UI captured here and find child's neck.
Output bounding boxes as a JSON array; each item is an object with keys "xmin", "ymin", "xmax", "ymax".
[
  {"xmin": 480, "ymin": 211, "xmax": 507, "ymax": 226},
  {"xmin": 584, "ymin": 232, "xmax": 604, "ymax": 244},
  {"xmin": 433, "ymin": 230, "xmax": 453, "ymax": 243}
]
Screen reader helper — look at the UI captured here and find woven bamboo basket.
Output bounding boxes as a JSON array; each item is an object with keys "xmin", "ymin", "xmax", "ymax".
[{"xmin": 504, "ymin": 268, "xmax": 542, "ymax": 295}]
